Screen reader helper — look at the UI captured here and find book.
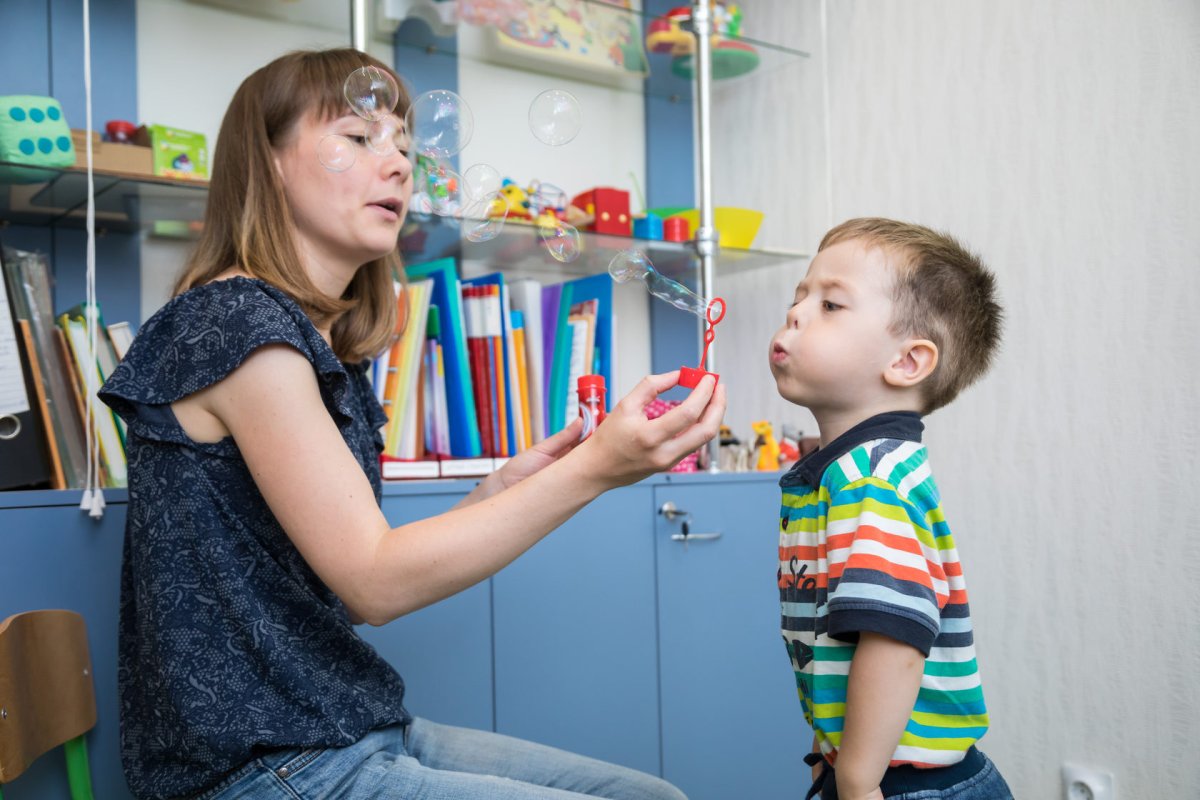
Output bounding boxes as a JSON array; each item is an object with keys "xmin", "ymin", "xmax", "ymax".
[
  {"xmin": 18, "ymin": 320, "xmax": 66, "ymax": 489},
  {"xmin": 385, "ymin": 279, "xmax": 433, "ymax": 458},
  {"xmin": 462, "ymin": 286, "xmax": 495, "ymax": 457},
  {"xmin": 405, "ymin": 258, "xmax": 482, "ymax": 458},
  {"xmin": 58, "ymin": 313, "xmax": 127, "ymax": 488},
  {"xmin": 511, "ymin": 312, "xmax": 533, "ymax": 452},
  {"xmin": 508, "ymin": 278, "xmax": 546, "ymax": 444},
  {"xmin": 106, "ymin": 321, "xmax": 134, "ymax": 360}
]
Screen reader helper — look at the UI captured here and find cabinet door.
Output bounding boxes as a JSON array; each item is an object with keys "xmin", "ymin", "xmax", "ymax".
[
  {"xmin": 492, "ymin": 486, "xmax": 661, "ymax": 776},
  {"xmin": 0, "ymin": 503, "xmax": 132, "ymax": 799},
  {"xmin": 365, "ymin": 489, "xmax": 493, "ymax": 732},
  {"xmin": 655, "ymin": 480, "xmax": 809, "ymax": 799}
]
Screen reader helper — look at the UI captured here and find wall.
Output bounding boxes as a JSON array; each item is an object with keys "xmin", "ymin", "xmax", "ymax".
[{"xmin": 715, "ymin": 0, "xmax": 1200, "ymax": 796}]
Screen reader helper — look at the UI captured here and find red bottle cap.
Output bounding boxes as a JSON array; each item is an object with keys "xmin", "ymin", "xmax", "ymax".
[{"xmin": 578, "ymin": 374, "xmax": 606, "ymax": 392}]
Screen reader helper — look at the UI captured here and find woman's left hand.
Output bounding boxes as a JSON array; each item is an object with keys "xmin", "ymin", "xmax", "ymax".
[{"xmin": 495, "ymin": 417, "xmax": 585, "ymax": 489}]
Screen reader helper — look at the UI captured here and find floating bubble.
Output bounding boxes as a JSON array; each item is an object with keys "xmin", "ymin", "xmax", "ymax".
[
  {"xmin": 406, "ymin": 90, "xmax": 474, "ymax": 159},
  {"xmin": 344, "ymin": 66, "xmax": 400, "ymax": 122},
  {"xmin": 462, "ymin": 163, "xmax": 502, "ymax": 201},
  {"xmin": 608, "ymin": 249, "xmax": 709, "ymax": 317},
  {"xmin": 317, "ymin": 134, "xmax": 355, "ymax": 172},
  {"xmin": 460, "ymin": 192, "xmax": 507, "ymax": 242},
  {"xmin": 410, "ymin": 191, "xmax": 434, "ymax": 216},
  {"xmin": 539, "ymin": 220, "xmax": 581, "ymax": 262},
  {"xmin": 529, "ymin": 89, "xmax": 582, "ymax": 146},
  {"xmin": 415, "ymin": 157, "xmax": 462, "ymax": 216},
  {"xmin": 365, "ymin": 115, "xmax": 411, "ymax": 157}
]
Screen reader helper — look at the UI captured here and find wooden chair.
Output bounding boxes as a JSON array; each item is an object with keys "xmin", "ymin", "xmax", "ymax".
[{"xmin": 0, "ymin": 610, "xmax": 96, "ymax": 799}]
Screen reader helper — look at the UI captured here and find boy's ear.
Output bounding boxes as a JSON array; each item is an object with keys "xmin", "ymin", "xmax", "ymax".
[{"xmin": 884, "ymin": 338, "xmax": 938, "ymax": 389}]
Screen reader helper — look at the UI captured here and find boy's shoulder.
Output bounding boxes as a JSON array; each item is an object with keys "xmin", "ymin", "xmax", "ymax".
[{"xmin": 823, "ymin": 437, "xmax": 939, "ymax": 506}]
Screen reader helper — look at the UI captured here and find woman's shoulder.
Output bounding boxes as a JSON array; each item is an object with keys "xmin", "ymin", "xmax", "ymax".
[{"xmin": 100, "ymin": 276, "xmax": 335, "ymax": 407}]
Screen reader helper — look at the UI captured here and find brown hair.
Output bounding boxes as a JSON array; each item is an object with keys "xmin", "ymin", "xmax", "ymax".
[
  {"xmin": 819, "ymin": 218, "xmax": 1003, "ymax": 413},
  {"xmin": 175, "ymin": 48, "xmax": 411, "ymax": 363}
]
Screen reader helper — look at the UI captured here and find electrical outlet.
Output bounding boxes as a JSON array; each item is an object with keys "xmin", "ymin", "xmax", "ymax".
[{"xmin": 1062, "ymin": 763, "xmax": 1115, "ymax": 800}]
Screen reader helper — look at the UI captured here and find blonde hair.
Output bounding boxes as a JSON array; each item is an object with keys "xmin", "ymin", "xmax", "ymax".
[
  {"xmin": 175, "ymin": 48, "xmax": 411, "ymax": 363},
  {"xmin": 820, "ymin": 218, "xmax": 1003, "ymax": 413}
]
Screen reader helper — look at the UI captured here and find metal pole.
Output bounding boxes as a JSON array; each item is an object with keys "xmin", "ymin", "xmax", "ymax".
[
  {"xmin": 350, "ymin": 0, "xmax": 369, "ymax": 52},
  {"xmin": 691, "ymin": 0, "xmax": 720, "ymax": 470}
]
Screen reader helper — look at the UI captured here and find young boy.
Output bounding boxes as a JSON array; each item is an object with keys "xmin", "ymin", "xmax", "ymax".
[{"xmin": 771, "ymin": 218, "xmax": 1013, "ymax": 800}]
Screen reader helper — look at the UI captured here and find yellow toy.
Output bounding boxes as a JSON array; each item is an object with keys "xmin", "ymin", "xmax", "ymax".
[{"xmin": 751, "ymin": 420, "xmax": 781, "ymax": 471}]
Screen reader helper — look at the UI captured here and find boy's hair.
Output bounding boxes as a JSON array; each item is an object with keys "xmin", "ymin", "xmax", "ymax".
[
  {"xmin": 819, "ymin": 218, "xmax": 1003, "ymax": 413},
  {"xmin": 175, "ymin": 48, "xmax": 411, "ymax": 363}
]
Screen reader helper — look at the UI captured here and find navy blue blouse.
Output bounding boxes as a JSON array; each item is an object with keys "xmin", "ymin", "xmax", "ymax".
[{"xmin": 100, "ymin": 277, "xmax": 411, "ymax": 800}]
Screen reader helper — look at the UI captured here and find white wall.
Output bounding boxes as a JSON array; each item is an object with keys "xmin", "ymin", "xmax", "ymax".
[{"xmin": 715, "ymin": 1, "xmax": 1200, "ymax": 796}]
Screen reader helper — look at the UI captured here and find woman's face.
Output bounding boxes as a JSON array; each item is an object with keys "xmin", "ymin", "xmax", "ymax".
[{"xmin": 274, "ymin": 108, "xmax": 414, "ymax": 281}]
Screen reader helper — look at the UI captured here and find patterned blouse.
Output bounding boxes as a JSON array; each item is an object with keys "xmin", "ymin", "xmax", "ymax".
[{"xmin": 100, "ymin": 277, "xmax": 411, "ymax": 800}]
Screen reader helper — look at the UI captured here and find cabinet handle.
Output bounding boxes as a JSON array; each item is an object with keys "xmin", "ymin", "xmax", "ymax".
[
  {"xmin": 658, "ymin": 501, "xmax": 687, "ymax": 521},
  {"xmin": 670, "ymin": 532, "xmax": 722, "ymax": 542}
]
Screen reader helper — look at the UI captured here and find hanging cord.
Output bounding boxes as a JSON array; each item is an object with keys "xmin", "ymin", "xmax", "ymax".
[
  {"xmin": 79, "ymin": 0, "xmax": 105, "ymax": 519},
  {"xmin": 820, "ymin": 0, "xmax": 833, "ymax": 230}
]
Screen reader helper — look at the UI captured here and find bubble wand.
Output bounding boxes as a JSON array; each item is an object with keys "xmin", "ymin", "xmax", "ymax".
[{"xmin": 609, "ymin": 250, "xmax": 726, "ymax": 388}]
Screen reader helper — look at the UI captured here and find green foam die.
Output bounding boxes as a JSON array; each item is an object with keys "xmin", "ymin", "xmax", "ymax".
[{"xmin": 0, "ymin": 95, "xmax": 75, "ymax": 184}]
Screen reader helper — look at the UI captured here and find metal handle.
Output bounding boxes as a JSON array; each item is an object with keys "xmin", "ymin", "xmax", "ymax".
[
  {"xmin": 659, "ymin": 501, "xmax": 687, "ymax": 521},
  {"xmin": 670, "ymin": 531, "xmax": 722, "ymax": 542}
]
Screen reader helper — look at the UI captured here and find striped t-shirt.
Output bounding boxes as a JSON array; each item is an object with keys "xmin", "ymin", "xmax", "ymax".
[{"xmin": 778, "ymin": 412, "xmax": 988, "ymax": 769}]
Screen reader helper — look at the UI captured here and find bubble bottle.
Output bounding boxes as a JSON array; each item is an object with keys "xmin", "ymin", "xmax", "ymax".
[{"xmin": 577, "ymin": 375, "xmax": 607, "ymax": 441}]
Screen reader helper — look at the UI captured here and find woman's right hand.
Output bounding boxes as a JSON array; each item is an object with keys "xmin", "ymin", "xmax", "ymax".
[{"xmin": 574, "ymin": 370, "xmax": 725, "ymax": 490}]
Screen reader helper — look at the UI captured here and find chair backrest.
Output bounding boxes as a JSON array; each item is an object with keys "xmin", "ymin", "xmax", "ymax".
[{"xmin": 0, "ymin": 610, "xmax": 97, "ymax": 782}]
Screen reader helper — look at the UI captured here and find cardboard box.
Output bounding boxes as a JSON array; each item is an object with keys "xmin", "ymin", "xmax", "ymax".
[
  {"xmin": 134, "ymin": 124, "xmax": 208, "ymax": 181},
  {"xmin": 71, "ymin": 129, "xmax": 153, "ymax": 176}
]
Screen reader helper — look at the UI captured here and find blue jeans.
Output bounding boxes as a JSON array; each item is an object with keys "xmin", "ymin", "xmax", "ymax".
[
  {"xmin": 814, "ymin": 747, "xmax": 1013, "ymax": 800},
  {"xmin": 194, "ymin": 718, "xmax": 687, "ymax": 800}
]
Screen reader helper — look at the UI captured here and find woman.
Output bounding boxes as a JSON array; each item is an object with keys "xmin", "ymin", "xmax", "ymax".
[{"xmin": 100, "ymin": 48, "xmax": 723, "ymax": 800}]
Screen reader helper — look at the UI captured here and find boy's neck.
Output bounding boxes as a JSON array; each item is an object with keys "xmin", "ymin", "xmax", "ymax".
[{"xmin": 812, "ymin": 400, "xmax": 923, "ymax": 448}]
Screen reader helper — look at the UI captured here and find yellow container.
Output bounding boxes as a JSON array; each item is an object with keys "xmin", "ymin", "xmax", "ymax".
[{"xmin": 666, "ymin": 207, "xmax": 764, "ymax": 249}]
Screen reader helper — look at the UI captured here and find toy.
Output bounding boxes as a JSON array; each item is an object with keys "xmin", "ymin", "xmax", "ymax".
[
  {"xmin": 645, "ymin": 3, "xmax": 759, "ymax": 80},
  {"xmin": 608, "ymin": 249, "xmax": 725, "ymax": 388},
  {"xmin": 570, "ymin": 187, "xmax": 632, "ymax": 236},
  {"xmin": 751, "ymin": 420, "xmax": 780, "ymax": 471},
  {"xmin": 0, "ymin": 95, "xmax": 75, "ymax": 184},
  {"xmin": 134, "ymin": 123, "xmax": 208, "ymax": 181},
  {"xmin": 662, "ymin": 216, "xmax": 690, "ymax": 242},
  {"xmin": 778, "ymin": 424, "xmax": 802, "ymax": 466},
  {"xmin": 632, "ymin": 212, "xmax": 663, "ymax": 240}
]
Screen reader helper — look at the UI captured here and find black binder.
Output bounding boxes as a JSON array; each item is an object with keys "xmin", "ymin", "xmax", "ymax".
[{"xmin": 0, "ymin": 244, "xmax": 53, "ymax": 490}]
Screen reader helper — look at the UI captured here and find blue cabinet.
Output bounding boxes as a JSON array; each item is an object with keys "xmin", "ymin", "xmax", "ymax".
[
  {"xmin": 654, "ymin": 477, "xmax": 810, "ymax": 800},
  {"xmin": 491, "ymin": 485, "xmax": 660, "ymax": 776}
]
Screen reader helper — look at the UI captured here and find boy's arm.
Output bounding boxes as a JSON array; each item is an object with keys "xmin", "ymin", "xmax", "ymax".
[{"xmin": 835, "ymin": 632, "xmax": 925, "ymax": 800}]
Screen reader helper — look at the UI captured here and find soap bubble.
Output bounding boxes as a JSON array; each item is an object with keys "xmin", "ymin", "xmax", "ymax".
[
  {"xmin": 344, "ymin": 66, "xmax": 400, "ymax": 122},
  {"xmin": 317, "ymin": 134, "xmax": 355, "ymax": 172},
  {"xmin": 462, "ymin": 163, "xmax": 502, "ymax": 201},
  {"xmin": 539, "ymin": 220, "xmax": 581, "ymax": 262},
  {"xmin": 608, "ymin": 249, "xmax": 652, "ymax": 284},
  {"xmin": 460, "ymin": 191, "xmax": 506, "ymax": 242},
  {"xmin": 411, "ymin": 191, "xmax": 435, "ymax": 216},
  {"xmin": 407, "ymin": 90, "xmax": 474, "ymax": 159},
  {"xmin": 608, "ymin": 249, "xmax": 709, "ymax": 317},
  {"xmin": 365, "ymin": 115, "xmax": 411, "ymax": 157},
  {"xmin": 415, "ymin": 158, "xmax": 462, "ymax": 216},
  {"xmin": 529, "ymin": 89, "xmax": 582, "ymax": 146}
]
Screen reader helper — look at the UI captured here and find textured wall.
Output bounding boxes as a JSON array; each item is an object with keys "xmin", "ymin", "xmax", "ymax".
[{"xmin": 715, "ymin": 1, "xmax": 1200, "ymax": 796}]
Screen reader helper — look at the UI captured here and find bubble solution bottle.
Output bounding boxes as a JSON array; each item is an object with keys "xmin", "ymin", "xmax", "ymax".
[{"xmin": 577, "ymin": 375, "xmax": 607, "ymax": 441}]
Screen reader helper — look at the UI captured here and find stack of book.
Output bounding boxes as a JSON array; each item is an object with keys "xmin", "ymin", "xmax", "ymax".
[
  {"xmin": 374, "ymin": 258, "xmax": 614, "ymax": 480},
  {"xmin": 1, "ymin": 246, "xmax": 130, "ymax": 491}
]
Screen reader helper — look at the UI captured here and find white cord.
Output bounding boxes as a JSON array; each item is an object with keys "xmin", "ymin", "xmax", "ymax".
[
  {"xmin": 820, "ymin": 0, "xmax": 833, "ymax": 230},
  {"xmin": 79, "ymin": 0, "xmax": 105, "ymax": 519}
]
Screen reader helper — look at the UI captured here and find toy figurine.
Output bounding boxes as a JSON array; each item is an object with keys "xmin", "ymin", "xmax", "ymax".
[
  {"xmin": 751, "ymin": 420, "xmax": 781, "ymax": 472},
  {"xmin": 644, "ymin": 2, "xmax": 759, "ymax": 80},
  {"xmin": 778, "ymin": 423, "xmax": 802, "ymax": 466}
]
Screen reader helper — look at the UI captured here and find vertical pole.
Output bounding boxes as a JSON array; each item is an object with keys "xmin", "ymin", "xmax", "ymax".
[
  {"xmin": 692, "ymin": 1, "xmax": 720, "ymax": 469},
  {"xmin": 350, "ymin": 0, "xmax": 369, "ymax": 52}
]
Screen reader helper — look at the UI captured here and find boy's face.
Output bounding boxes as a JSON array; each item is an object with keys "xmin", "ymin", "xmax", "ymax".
[{"xmin": 769, "ymin": 239, "xmax": 909, "ymax": 414}]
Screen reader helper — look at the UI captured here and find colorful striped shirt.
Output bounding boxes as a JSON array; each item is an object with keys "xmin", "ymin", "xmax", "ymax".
[{"xmin": 778, "ymin": 412, "xmax": 988, "ymax": 769}]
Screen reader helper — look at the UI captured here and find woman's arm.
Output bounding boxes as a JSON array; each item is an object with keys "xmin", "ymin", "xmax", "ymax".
[
  {"xmin": 198, "ymin": 344, "xmax": 724, "ymax": 626},
  {"xmin": 834, "ymin": 631, "xmax": 925, "ymax": 800}
]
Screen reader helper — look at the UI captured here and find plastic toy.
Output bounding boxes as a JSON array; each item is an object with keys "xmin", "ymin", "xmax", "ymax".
[
  {"xmin": 632, "ymin": 212, "xmax": 663, "ymax": 240},
  {"xmin": 644, "ymin": 3, "xmax": 759, "ymax": 80},
  {"xmin": 662, "ymin": 216, "xmax": 690, "ymax": 242},
  {"xmin": 778, "ymin": 424, "xmax": 801, "ymax": 466},
  {"xmin": 0, "ymin": 95, "xmax": 75, "ymax": 184},
  {"xmin": 570, "ymin": 187, "xmax": 632, "ymax": 236},
  {"xmin": 751, "ymin": 420, "xmax": 780, "ymax": 471}
]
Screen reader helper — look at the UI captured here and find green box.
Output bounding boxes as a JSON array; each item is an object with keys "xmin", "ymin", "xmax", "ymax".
[
  {"xmin": 141, "ymin": 123, "xmax": 208, "ymax": 181},
  {"xmin": 0, "ymin": 95, "xmax": 75, "ymax": 184}
]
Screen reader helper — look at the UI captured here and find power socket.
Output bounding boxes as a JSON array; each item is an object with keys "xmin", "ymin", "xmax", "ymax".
[{"xmin": 1062, "ymin": 763, "xmax": 1115, "ymax": 800}]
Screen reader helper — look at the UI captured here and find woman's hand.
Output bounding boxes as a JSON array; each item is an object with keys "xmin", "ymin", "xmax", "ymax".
[
  {"xmin": 573, "ymin": 370, "xmax": 725, "ymax": 490},
  {"xmin": 496, "ymin": 417, "xmax": 585, "ymax": 489}
]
